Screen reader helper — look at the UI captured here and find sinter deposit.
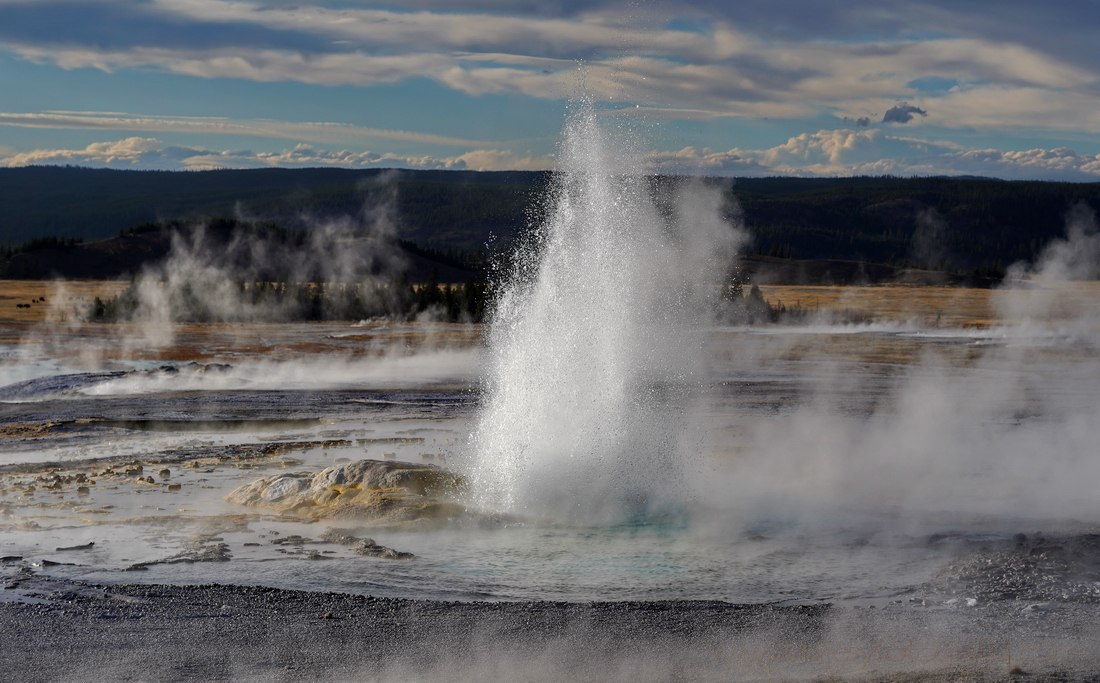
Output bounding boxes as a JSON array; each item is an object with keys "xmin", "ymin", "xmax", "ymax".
[{"xmin": 227, "ymin": 458, "xmax": 465, "ymax": 524}]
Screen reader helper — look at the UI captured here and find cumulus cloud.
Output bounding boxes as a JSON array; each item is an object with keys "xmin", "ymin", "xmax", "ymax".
[
  {"xmin": 646, "ymin": 130, "xmax": 1100, "ymax": 180},
  {"xmin": 765, "ymin": 129, "xmax": 881, "ymax": 165},
  {"xmin": 4, "ymin": 130, "xmax": 1100, "ymax": 180},
  {"xmin": 0, "ymin": 137, "xmax": 553, "ymax": 172},
  {"xmin": 950, "ymin": 147, "xmax": 1100, "ymax": 180},
  {"xmin": 646, "ymin": 146, "xmax": 770, "ymax": 176},
  {"xmin": 448, "ymin": 149, "xmax": 553, "ymax": 171},
  {"xmin": 882, "ymin": 103, "xmax": 928, "ymax": 124},
  {"xmin": 0, "ymin": 137, "xmax": 194, "ymax": 169}
]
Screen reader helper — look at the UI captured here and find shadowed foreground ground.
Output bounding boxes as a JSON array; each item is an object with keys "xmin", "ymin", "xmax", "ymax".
[{"xmin": 2, "ymin": 574, "xmax": 1099, "ymax": 682}]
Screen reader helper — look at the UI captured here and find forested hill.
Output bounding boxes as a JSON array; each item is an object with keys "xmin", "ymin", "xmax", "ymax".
[
  {"xmin": 0, "ymin": 166, "xmax": 545, "ymax": 251},
  {"xmin": 733, "ymin": 176, "xmax": 1100, "ymax": 275},
  {"xmin": 2, "ymin": 166, "xmax": 1100, "ymax": 279}
]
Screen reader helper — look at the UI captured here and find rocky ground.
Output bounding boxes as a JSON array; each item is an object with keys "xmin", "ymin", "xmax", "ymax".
[{"xmin": 1, "ymin": 572, "xmax": 1099, "ymax": 682}]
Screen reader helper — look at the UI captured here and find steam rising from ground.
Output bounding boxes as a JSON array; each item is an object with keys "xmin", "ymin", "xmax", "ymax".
[
  {"xmin": 2, "ymin": 171, "xmax": 486, "ymax": 396},
  {"xmin": 700, "ymin": 204, "xmax": 1100, "ymax": 529},
  {"xmin": 121, "ymin": 173, "xmax": 407, "ymax": 350},
  {"xmin": 469, "ymin": 95, "xmax": 745, "ymax": 520}
]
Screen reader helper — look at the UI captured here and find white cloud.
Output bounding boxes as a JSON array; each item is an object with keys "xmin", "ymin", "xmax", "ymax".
[
  {"xmin": 143, "ymin": 0, "xmax": 748, "ymax": 62},
  {"xmin": 952, "ymin": 147, "xmax": 1100, "ymax": 179},
  {"xmin": 5, "ymin": 132, "xmax": 1099, "ymax": 180},
  {"xmin": 0, "ymin": 110, "xmax": 488, "ymax": 147},
  {"xmin": 647, "ymin": 130, "xmax": 1100, "ymax": 180},
  {"xmin": 1, "ymin": 137, "xmax": 189, "ymax": 169},
  {"xmin": 646, "ymin": 146, "xmax": 768, "ymax": 175},
  {"xmin": 449, "ymin": 148, "xmax": 552, "ymax": 171},
  {"xmin": 9, "ymin": 43, "xmax": 457, "ymax": 88},
  {"xmin": 930, "ymin": 86, "xmax": 1100, "ymax": 132},
  {"xmin": 4, "ymin": 2, "xmax": 1098, "ymax": 135},
  {"xmin": 0, "ymin": 137, "xmax": 554, "ymax": 172},
  {"xmin": 763, "ymin": 129, "xmax": 883, "ymax": 168},
  {"xmin": 177, "ymin": 144, "xmax": 553, "ymax": 171}
]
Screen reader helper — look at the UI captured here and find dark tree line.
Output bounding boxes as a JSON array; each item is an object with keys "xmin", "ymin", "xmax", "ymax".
[
  {"xmin": 89, "ymin": 277, "xmax": 490, "ymax": 324},
  {"xmin": 734, "ymin": 176, "xmax": 1100, "ymax": 278},
  {"xmin": 0, "ymin": 235, "xmax": 83, "ymax": 257}
]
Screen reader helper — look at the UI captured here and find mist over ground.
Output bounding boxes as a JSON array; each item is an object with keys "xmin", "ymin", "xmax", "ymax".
[{"xmin": 688, "ymin": 204, "xmax": 1100, "ymax": 533}]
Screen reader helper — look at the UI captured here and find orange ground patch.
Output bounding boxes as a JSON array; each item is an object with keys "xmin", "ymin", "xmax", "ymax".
[
  {"xmin": 758, "ymin": 282, "xmax": 1100, "ymax": 328},
  {"xmin": 0, "ymin": 280, "xmax": 129, "ymax": 324}
]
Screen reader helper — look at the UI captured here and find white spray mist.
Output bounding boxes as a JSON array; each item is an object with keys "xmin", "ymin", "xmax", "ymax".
[{"xmin": 468, "ymin": 91, "xmax": 744, "ymax": 522}]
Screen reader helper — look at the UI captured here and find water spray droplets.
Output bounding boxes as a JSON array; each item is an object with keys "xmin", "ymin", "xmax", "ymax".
[{"xmin": 468, "ymin": 93, "xmax": 742, "ymax": 523}]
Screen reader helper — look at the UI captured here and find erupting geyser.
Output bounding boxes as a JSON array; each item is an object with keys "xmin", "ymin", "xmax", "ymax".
[{"xmin": 469, "ymin": 92, "xmax": 743, "ymax": 522}]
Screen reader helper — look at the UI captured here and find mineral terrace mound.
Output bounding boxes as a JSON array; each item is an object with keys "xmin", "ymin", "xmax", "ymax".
[{"xmin": 227, "ymin": 458, "xmax": 467, "ymax": 525}]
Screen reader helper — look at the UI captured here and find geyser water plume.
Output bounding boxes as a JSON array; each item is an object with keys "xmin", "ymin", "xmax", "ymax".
[{"xmin": 469, "ymin": 94, "xmax": 743, "ymax": 522}]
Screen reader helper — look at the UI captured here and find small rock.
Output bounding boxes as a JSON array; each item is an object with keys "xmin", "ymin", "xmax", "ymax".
[
  {"xmin": 320, "ymin": 529, "xmax": 363, "ymax": 545},
  {"xmin": 55, "ymin": 541, "xmax": 95, "ymax": 552},
  {"xmin": 167, "ymin": 483, "xmax": 182, "ymax": 492},
  {"xmin": 352, "ymin": 539, "xmax": 414, "ymax": 560},
  {"xmin": 271, "ymin": 535, "xmax": 311, "ymax": 546}
]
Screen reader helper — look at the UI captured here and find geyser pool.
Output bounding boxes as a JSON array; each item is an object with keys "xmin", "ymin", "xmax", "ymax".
[{"xmin": 468, "ymin": 93, "xmax": 742, "ymax": 522}]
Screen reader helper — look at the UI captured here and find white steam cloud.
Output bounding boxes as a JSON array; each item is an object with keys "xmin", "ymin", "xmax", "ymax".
[
  {"xmin": 695, "ymin": 203, "xmax": 1100, "ymax": 531},
  {"xmin": 111, "ymin": 172, "xmax": 408, "ymax": 351}
]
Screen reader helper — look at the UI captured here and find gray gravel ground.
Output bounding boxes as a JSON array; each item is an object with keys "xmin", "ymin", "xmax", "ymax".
[{"xmin": 3, "ymin": 573, "xmax": 1100, "ymax": 682}]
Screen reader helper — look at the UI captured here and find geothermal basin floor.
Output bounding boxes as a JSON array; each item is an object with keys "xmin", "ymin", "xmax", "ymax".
[
  {"xmin": 5, "ymin": 320, "xmax": 1100, "ymax": 679},
  {"xmin": 3, "ymin": 573, "xmax": 1100, "ymax": 682}
]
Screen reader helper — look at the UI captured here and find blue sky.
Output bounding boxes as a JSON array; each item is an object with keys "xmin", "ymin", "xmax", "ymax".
[{"xmin": 1, "ymin": 0, "xmax": 1098, "ymax": 179}]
